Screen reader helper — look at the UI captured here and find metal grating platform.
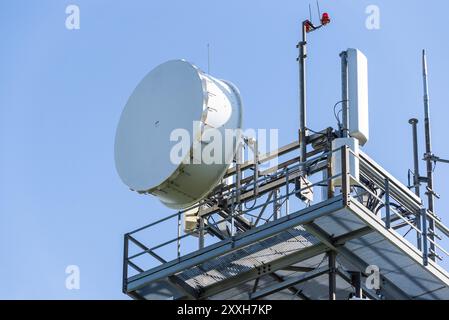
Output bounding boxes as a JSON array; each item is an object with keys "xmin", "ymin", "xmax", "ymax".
[
  {"xmin": 123, "ymin": 144, "xmax": 449, "ymax": 300},
  {"xmin": 177, "ymin": 227, "xmax": 318, "ymax": 290},
  {"xmin": 125, "ymin": 194, "xmax": 449, "ymax": 300}
]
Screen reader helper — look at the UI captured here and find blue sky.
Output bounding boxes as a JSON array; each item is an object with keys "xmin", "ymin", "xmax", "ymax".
[{"xmin": 1, "ymin": 0, "xmax": 449, "ymax": 299}]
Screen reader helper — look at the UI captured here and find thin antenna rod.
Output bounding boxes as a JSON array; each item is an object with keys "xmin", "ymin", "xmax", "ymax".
[
  {"xmin": 298, "ymin": 22, "xmax": 308, "ymax": 173},
  {"xmin": 422, "ymin": 49, "xmax": 436, "ymax": 260},
  {"xmin": 207, "ymin": 43, "xmax": 210, "ymax": 74},
  {"xmin": 316, "ymin": 0, "xmax": 321, "ymax": 19},
  {"xmin": 309, "ymin": 4, "xmax": 312, "ymax": 22}
]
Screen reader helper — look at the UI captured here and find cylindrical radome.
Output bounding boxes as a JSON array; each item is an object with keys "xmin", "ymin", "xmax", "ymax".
[{"xmin": 115, "ymin": 60, "xmax": 243, "ymax": 209}]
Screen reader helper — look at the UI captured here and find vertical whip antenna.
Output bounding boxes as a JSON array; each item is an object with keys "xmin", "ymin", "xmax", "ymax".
[
  {"xmin": 309, "ymin": 4, "xmax": 313, "ymax": 22},
  {"xmin": 316, "ymin": 0, "xmax": 321, "ymax": 20},
  {"xmin": 422, "ymin": 49, "xmax": 437, "ymax": 261},
  {"xmin": 207, "ymin": 43, "xmax": 210, "ymax": 74}
]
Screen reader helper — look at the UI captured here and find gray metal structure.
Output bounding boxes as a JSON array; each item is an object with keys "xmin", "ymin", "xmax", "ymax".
[{"xmin": 121, "ymin": 20, "xmax": 449, "ymax": 300}]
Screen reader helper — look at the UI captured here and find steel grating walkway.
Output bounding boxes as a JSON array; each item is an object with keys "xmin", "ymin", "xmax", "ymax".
[
  {"xmin": 123, "ymin": 147, "xmax": 449, "ymax": 300},
  {"xmin": 125, "ymin": 193, "xmax": 449, "ymax": 300},
  {"xmin": 309, "ymin": 198, "xmax": 449, "ymax": 300},
  {"xmin": 177, "ymin": 227, "xmax": 318, "ymax": 291}
]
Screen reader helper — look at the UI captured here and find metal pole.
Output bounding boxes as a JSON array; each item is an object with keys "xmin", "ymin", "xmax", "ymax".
[
  {"xmin": 422, "ymin": 49, "xmax": 436, "ymax": 260},
  {"xmin": 326, "ymin": 159, "xmax": 334, "ymax": 200},
  {"xmin": 177, "ymin": 212, "xmax": 181, "ymax": 259},
  {"xmin": 122, "ymin": 234, "xmax": 129, "ymax": 294},
  {"xmin": 327, "ymin": 131, "xmax": 335, "ymax": 199},
  {"xmin": 341, "ymin": 146, "xmax": 350, "ymax": 207},
  {"xmin": 273, "ymin": 188, "xmax": 280, "ymax": 220},
  {"xmin": 328, "ymin": 251, "xmax": 337, "ymax": 300},
  {"xmin": 253, "ymin": 139, "xmax": 259, "ymax": 196},
  {"xmin": 285, "ymin": 169, "xmax": 290, "ymax": 216},
  {"xmin": 298, "ymin": 22, "xmax": 308, "ymax": 172},
  {"xmin": 199, "ymin": 216, "xmax": 205, "ymax": 250},
  {"xmin": 234, "ymin": 143, "xmax": 242, "ymax": 236},
  {"xmin": 409, "ymin": 118, "xmax": 421, "ymax": 196},
  {"xmin": 340, "ymin": 51, "xmax": 349, "ymax": 138},
  {"xmin": 350, "ymin": 272, "xmax": 363, "ymax": 299},
  {"xmin": 409, "ymin": 118, "xmax": 422, "ymax": 250},
  {"xmin": 385, "ymin": 178, "xmax": 391, "ymax": 229},
  {"xmin": 421, "ymin": 208, "xmax": 429, "ymax": 266}
]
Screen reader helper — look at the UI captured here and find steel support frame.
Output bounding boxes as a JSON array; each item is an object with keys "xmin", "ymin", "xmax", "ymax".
[
  {"xmin": 250, "ymin": 266, "xmax": 329, "ymax": 300},
  {"xmin": 422, "ymin": 50, "xmax": 436, "ymax": 261},
  {"xmin": 337, "ymin": 268, "xmax": 378, "ymax": 300},
  {"xmin": 340, "ymin": 50, "xmax": 349, "ymax": 137},
  {"xmin": 198, "ymin": 220, "xmax": 394, "ymax": 300},
  {"xmin": 123, "ymin": 138, "xmax": 449, "ymax": 300},
  {"xmin": 125, "ymin": 192, "xmax": 443, "ymax": 300},
  {"xmin": 202, "ymin": 244, "xmax": 329, "ymax": 299},
  {"xmin": 409, "ymin": 118, "xmax": 423, "ymax": 251},
  {"xmin": 126, "ymin": 196, "xmax": 345, "ymax": 293},
  {"xmin": 298, "ymin": 21, "xmax": 308, "ymax": 172},
  {"xmin": 328, "ymin": 251, "xmax": 337, "ymax": 300},
  {"xmin": 303, "ymin": 222, "xmax": 411, "ymax": 300},
  {"xmin": 349, "ymin": 271, "xmax": 363, "ymax": 299},
  {"xmin": 125, "ymin": 199, "xmax": 410, "ymax": 299}
]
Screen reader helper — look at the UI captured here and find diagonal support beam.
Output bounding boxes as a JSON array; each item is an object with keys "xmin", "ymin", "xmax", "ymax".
[
  {"xmin": 268, "ymin": 272, "xmax": 311, "ymax": 300},
  {"xmin": 168, "ymin": 275, "xmax": 198, "ymax": 300},
  {"xmin": 336, "ymin": 268, "xmax": 379, "ymax": 300},
  {"xmin": 127, "ymin": 196, "xmax": 343, "ymax": 293},
  {"xmin": 303, "ymin": 222, "xmax": 410, "ymax": 300},
  {"xmin": 197, "ymin": 242, "xmax": 329, "ymax": 299},
  {"xmin": 250, "ymin": 266, "xmax": 329, "ymax": 300}
]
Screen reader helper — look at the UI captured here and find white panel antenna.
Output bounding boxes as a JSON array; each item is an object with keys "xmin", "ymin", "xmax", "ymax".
[{"xmin": 347, "ymin": 48, "xmax": 369, "ymax": 146}]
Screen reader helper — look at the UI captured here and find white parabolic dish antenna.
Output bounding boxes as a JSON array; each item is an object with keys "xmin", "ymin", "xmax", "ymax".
[{"xmin": 115, "ymin": 60, "xmax": 243, "ymax": 209}]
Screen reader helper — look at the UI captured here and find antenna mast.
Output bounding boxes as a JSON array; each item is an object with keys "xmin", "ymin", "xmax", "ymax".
[
  {"xmin": 298, "ymin": 21, "xmax": 308, "ymax": 171},
  {"xmin": 422, "ymin": 49, "xmax": 437, "ymax": 259},
  {"xmin": 297, "ymin": 4, "xmax": 331, "ymax": 173}
]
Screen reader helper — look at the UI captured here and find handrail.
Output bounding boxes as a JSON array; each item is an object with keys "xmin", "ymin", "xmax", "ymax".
[
  {"xmin": 128, "ymin": 172, "xmax": 343, "ymax": 261},
  {"xmin": 123, "ymin": 143, "xmax": 449, "ymax": 281}
]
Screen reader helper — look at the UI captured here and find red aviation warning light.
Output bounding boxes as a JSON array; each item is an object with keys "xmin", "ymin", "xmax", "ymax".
[
  {"xmin": 321, "ymin": 12, "xmax": 331, "ymax": 25},
  {"xmin": 303, "ymin": 10, "xmax": 331, "ymax": 33}
]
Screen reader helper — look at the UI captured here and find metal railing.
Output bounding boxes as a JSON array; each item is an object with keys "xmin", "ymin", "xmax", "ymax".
[
  {"xmin": 347, "ymin": 147, "xmax": 449, "ymax": 266},
  {"xmin": 122, "ymin": 143, "xmax": 449, "ymax": 293}
]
